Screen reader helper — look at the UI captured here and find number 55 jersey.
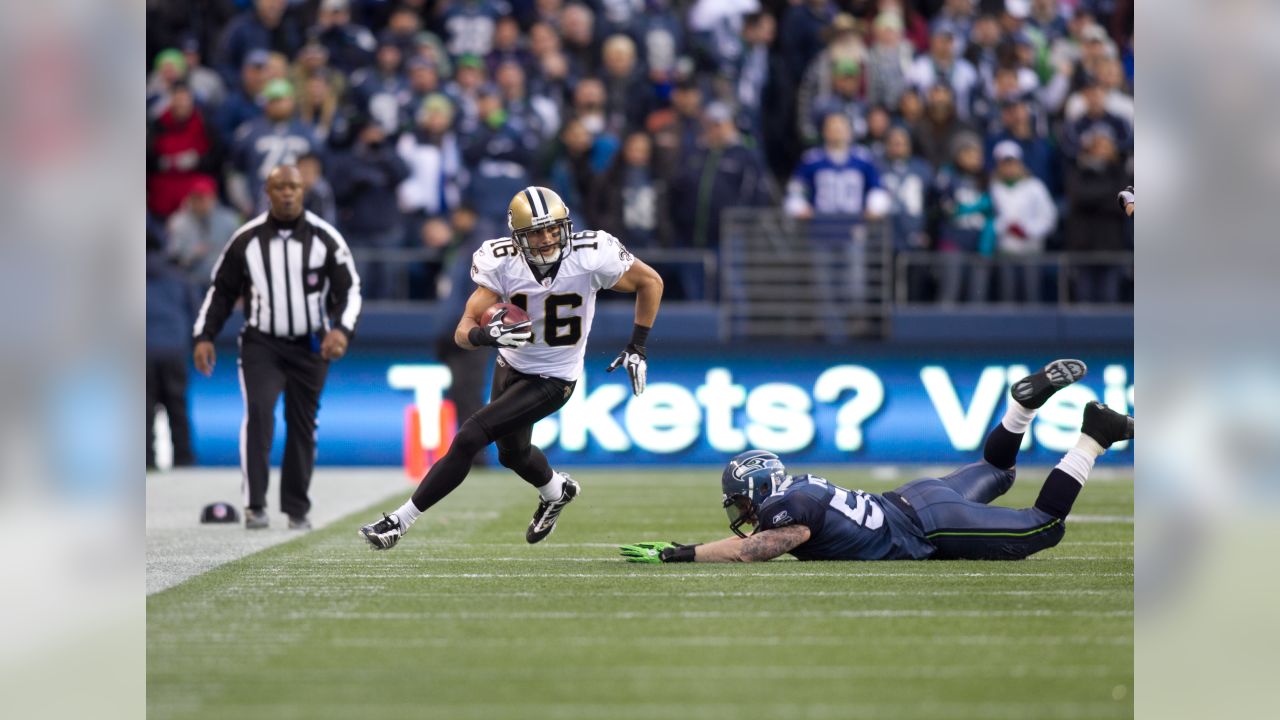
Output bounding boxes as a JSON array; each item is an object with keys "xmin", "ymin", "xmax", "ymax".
[
  {"xmin": 470, "ymin": 229, "xmax": 634, "ymax": 382},
  {"xmin": 755, "ymin": 475, "xmax": 935, "ymax": 561}
]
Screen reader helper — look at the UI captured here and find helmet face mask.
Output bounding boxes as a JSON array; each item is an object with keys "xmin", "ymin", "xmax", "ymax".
[
  {"xmin": 722, "ymin": 494, "xmax": 757, "ymax": 538},
  {"xmin": 720, "ymin": 450, "xmax": 787, "ymax": 538},
  {"xmin": 508, "ymin": 186, "xmax": 573, "ymax": 267}
]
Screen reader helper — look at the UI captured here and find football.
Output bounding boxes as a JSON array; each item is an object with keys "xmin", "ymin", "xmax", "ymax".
[{"xmin": 481, "ymin": 302, "xmax": 530, "ymax": 327}]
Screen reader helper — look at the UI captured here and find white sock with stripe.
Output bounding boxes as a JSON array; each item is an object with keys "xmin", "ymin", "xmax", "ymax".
[{"xmin": 1055, "ymin": 435, "xmax": 1105, "ymax": 485}]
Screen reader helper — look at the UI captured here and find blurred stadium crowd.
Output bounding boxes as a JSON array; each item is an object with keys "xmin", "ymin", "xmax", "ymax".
[{"xmin": 145, "ymin": 0, "xmax": 1134, "ymax": 304}]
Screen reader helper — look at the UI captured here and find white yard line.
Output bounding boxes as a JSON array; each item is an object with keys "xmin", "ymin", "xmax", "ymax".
[
  {"xmin": 285, "ymin": 608, "xmax": 1133, "ymax": 621},
  {"xmin": 317, "ymin": 571, "xmax": 1133, "ymax": 579}
]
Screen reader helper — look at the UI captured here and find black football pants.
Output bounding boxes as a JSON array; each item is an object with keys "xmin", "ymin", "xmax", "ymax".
[
  {"xmin": 410, "ymin": 354, "xmax": 575, "ymax": 512},
  {"xmin": 238, "ymin": 329, "xmax": 329, "ymax": 517}
]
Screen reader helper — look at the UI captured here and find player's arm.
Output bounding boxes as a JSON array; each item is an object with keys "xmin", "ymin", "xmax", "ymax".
[
  {"xmin": 608, "ymin": 257, "xmax": 663, "ymax": 326},
  {"xmin": 700, "ymin": 526, "xmax": 811, "ymax": 562},
  {"xmin": 620, "ymin": 526, "xmax": 812, "ymax": 564},
  {"xmin": 606, "ymin": 257, "xmax": 663, "ymax": 395},
  {"xmin": 454, "ymin": 286, "xmax": 502, "ymax": 349}
]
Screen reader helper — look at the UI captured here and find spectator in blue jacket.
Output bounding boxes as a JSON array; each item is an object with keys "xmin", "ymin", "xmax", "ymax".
[
  {"xmin": 214, "ymin": 0, "xmax": 302, "ymax": 85},
  {"xmin": 347, "ymin": 33, "xmax": 411, "ymax": 134},
  {"xmin": 986, "ymin": 97, "xmax": 1062, "ymax": 197},
  {"xmin": 216, "ymin": 49, "xmax": 270, "ymax": 145},
  {"xmin": 330, "ymin": 118, "xmax": 412, "ymax": 299},
  {"xmin": 147, "ymin": 244, "xmax": 199, "ymax": 470},
  {"xmin": 459, "ymin": 87, "xmax": 534, "ymax": 241},
  {"xmin": 310, "ymin": 0, "xmax": 376, "ymax": 74}
]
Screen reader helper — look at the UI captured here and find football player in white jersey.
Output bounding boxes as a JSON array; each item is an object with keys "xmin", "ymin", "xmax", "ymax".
[{"xmin": 361, "ymin": 186, "xmax": 664, "ymax": 549}]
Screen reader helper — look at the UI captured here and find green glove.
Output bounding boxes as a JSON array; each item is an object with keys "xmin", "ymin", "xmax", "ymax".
[{"xmin": 619, "ymin": 541, "xmax": 678, "ymax": 564}]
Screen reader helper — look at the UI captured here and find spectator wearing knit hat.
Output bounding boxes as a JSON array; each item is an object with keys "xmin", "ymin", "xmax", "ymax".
[
  {"xmin": 228, "ymin": 79, "xmax": 321, "ymax": 215},
  {"xmin": 864, "ymin": 11, "xmax": 915, "ymax": 112},
  {"xmin": 165, "ymin": 177, "xmax": 242, "ymax": 288},
  {"xmin": 801, "ymin": 58, "xmax": 867, "ymax": 148},
  {"xmin": 990, "ymin": 139, "xmax": 1057, "ymax": 304},
  {"xmin": 397, "ymin": 94, "xmax": 463, "ymax": 230},
  {"xmin": 147, "ymin": 48, "xmax": 191, "ymax": 120}
]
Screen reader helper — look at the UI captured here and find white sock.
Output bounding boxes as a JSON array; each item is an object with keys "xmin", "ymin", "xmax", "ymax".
[
  {"xmin": 1055, "ymin": 435, "xmax": 1105, "ymax": 485},
  {"xmin": 1001, "ymin": 402, "xmax": 1038, "ymax": 433},
  {"xmin": 538, "ymin": 471, "xmax": 565, "ymax": 502},
  {"xmin": 394, "ymin": 499, "xmax": 422, "ymax": 530}
]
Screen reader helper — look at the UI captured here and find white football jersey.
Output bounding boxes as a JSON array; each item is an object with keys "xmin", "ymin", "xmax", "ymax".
[{"xmin": 470, "ymin": 229, "xmax": 634, "ymax": 381}]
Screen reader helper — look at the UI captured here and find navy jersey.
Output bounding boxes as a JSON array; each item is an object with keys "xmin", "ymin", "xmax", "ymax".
[
  {"xmin": 231, "ymin": 118, "xmax": 320, "ymax": 211},
  {"xmin": 755, "ymin": 475, "xmax": 934, "ymax": 561}
]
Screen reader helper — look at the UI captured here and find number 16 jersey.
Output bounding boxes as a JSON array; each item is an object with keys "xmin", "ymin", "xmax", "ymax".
[{"xmin": 470, "ymin": 230, "xmax": 634, "ymax": 382}]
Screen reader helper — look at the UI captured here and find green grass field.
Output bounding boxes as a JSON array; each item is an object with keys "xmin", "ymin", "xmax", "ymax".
[{"xmin": 147, "ymin": 468, "xmax": 1133, "ymax": 720}]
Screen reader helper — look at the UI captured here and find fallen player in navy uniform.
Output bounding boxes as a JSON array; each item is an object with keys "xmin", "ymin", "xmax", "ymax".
[{"xmin": 620, "ymin": 359, "xmax": 1134, "ymax": 563}]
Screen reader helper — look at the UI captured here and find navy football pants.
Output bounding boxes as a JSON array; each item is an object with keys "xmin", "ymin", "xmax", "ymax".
[{"xmin": 894, "ymin": 462, "xmax": 1066, "ymax": 560}]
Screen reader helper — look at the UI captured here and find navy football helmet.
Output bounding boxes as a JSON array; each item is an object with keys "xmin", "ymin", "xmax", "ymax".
[{"xmin": 721, "ymin": 450, "xmax": 787, "ymax": 538}]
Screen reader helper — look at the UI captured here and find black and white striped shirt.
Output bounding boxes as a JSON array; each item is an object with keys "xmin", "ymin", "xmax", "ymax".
[{"xmin": 194, "ymin": 211, "xmax": 362, "ymax": 342}]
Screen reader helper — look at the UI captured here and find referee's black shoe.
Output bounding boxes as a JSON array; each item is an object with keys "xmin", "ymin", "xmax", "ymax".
[{"xmin": 245, "ymin": 508, "xmax": 269, "ymax": 530}]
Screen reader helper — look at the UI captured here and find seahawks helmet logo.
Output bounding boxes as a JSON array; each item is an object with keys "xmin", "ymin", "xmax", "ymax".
[{"xmin": 731, "ymin": 454, "xmax": 771, "ymax": 481}]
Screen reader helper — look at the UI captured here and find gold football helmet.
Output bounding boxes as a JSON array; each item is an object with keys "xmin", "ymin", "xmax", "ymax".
[{"xmin": 508, "ymin": 186, "xmax": 573, "ymax": 266}]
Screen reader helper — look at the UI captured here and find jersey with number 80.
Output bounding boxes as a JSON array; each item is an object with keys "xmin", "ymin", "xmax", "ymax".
[
  {"xmin": 755, "ymin": 475, "xmax": 934, "ymax": 561},
  {"xmin": 470, "ymin": 229, "xmax": 634, "ymax": 381}
]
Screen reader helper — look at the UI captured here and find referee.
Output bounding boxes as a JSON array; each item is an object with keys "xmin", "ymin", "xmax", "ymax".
[{"xmin": 193, "ymin": 165, "xmax": 362, "ymax": 530}]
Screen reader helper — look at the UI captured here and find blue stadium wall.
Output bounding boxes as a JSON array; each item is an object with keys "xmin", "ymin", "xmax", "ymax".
[{"xmin": 189, "ymin": 305, "xmax": 1133, "ymax": 467}]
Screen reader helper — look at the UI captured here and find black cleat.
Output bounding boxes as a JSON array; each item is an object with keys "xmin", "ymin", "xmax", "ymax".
[
  {"xmin": 526, "ymin": 475, "xmax": 580, "ymax": 544},
  {"xmin": 359, "ymin": 513, "xmax": 404, "ymax": 550},
  {"xmin": 288, "ymin": 515, "xmax": 312, "ymax": 530},
  {"xmin": 1011, "ymin": 359, "xmax": 1088, "ymax": 409},
  {"xmin": 1081, "ymin": 401, "xmax": 1134, "ymax": 449},
  {"xmin": 245, "ymin": 508, "xmax": 269, "ymax": 530}
]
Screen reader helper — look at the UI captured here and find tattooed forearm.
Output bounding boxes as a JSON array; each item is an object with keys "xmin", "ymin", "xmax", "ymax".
[{"xmin": 736, "ymin": 526, "xmax": 811, "ymax": 562}]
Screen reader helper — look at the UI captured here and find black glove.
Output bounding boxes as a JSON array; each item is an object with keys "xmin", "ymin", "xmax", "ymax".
[
  {"xmin": 607, "ymin": 343, "xmax": 647, "ymax": 396},
  {"xmin": 468, "ymin": 309, "xmax": 532, "ymax": 348}
]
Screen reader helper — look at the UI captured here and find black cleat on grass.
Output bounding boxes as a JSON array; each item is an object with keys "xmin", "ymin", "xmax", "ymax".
[
  {"xmin": 526, "ymin": 476, "xmax": 580, "ymax": 544},
  {"xmin": 1011, "ymin": 359, "xmax": 1088, "ymax": 409},
  {"xmin": 359, "ymin": 513, "xmax": 404, "ymax": 550},
  {"xmin": 1082, "ymin": 401, "xmax": 1134, "ymax": 449}
]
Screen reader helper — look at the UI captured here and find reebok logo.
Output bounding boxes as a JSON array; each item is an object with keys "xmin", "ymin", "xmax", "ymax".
[{"xmin": 772, "ymin": 510, "xmax": 793, "ymax": 526}]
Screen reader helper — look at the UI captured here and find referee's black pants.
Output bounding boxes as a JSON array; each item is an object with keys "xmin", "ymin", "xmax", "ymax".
[{"xmin": 238, "ymin": 328, "xmax": 329, "ymax": 517}]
